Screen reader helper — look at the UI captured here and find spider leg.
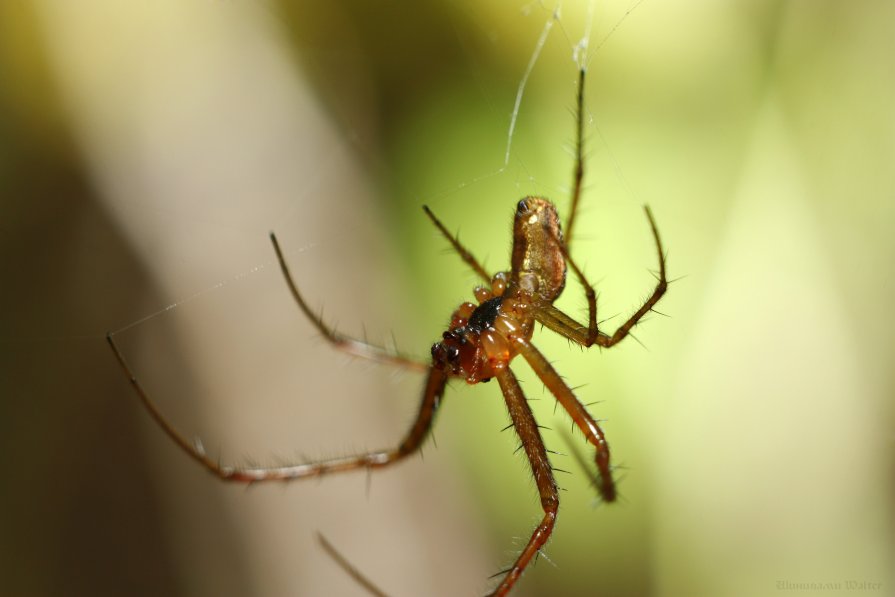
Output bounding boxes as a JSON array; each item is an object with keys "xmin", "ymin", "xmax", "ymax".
[
  {"xmin": 316, "ymin": 532, "xmax": 390, "ymax": 597},
  {"xmin": 564, "ymin": 68, "xmax": 586, "ymax": 249},
  {"xmin": 537, "ymin": 205, "xmax": 667, "ymax": 349},
  {"xmin": 422, "ymin": 205, "xmax": 491, "ymax": 283},
  {"xmin": 489, "ymin": 367, "xmax": 558, "ymax": 597},
  {"xmin": 595, "ymin": 205, "xmax": 667, "ymax": 348},
  {"xmin": 534, "ymin": 303, "xmax": 596, "ymax": 346},
  {"xmin": 108, "ymin": 330, "xmax": 447, "ymax": 484},
  {"xmin": 512, "ymin": 337, "xmax": 616, "ymax": 502},
  {"xmin": 270, "ymin": 233, "xmax": 427, "ymax": 372},
  {"xmin": 557, "ymin": 242, "xmax": 599, "ymax": 344}
]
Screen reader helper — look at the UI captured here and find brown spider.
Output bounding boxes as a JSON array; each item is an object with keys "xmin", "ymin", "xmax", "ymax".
[{"xmin": 107, "ymin": 68, "xmax": 666, "ymax": 596}]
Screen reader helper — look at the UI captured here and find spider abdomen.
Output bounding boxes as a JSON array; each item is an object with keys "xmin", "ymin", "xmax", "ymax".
[{"xmin": 510, "ymin": 197, "xmax": 566, "ymax": 303}]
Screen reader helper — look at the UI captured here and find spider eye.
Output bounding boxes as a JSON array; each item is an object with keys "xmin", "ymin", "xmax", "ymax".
[
  {"xmin": 516, "ymin": 199, "xmax": 529, "ymax": 214},
  {"xmin": 431, "ymin": 341, "xmax": 460, "ymax": 365}
]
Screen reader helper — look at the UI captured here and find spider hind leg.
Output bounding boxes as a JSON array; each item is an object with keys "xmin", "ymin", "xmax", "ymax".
[{"xmin": 535, "ymin": 205, "xmax": 668, "ymax": 350}]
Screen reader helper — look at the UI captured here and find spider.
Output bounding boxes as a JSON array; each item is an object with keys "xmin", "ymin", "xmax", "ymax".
[{"xmin": 107, "ymin": 68, "xmax": 667, "ymax": 596}]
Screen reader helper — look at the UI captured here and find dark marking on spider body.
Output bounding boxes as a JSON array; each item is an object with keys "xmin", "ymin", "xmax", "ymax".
[{"xmin": 467, "ymin": 296, "xmax": 503, "ymax": 331}]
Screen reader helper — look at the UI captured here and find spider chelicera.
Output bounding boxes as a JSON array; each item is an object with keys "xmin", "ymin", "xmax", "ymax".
[{"xmin": 107, "ymin": 68, "xmax": 667, "ymax": 597}]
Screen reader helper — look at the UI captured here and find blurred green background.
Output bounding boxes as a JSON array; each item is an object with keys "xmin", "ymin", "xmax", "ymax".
[{"xmin": 0, "ymin": 1, "xmax": 892, "ymax": 596}]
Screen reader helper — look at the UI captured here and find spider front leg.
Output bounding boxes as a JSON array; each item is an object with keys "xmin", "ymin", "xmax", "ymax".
[
  {"xmin": 270, "ymin": 233, "xmax": 428, "ymax": 372},
  {"xmin": 537, "ymin": 205, "xmax": 667, "ymax": 349},
  {"xmin": 108, "ymin": 330, "xmax": 447, "ymax": 483},
  {"xmin": 490, "ymin": 367, "xmax": 559, "ymax": 597},
  {"xmin": 513, "ymin": 337, "xmax": 616, "ymax": 502}
]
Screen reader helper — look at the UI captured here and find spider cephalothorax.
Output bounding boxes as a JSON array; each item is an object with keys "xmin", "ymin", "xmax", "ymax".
[{"xmin": 431, "ymin": 288, "xmax": 526, "ymax": 384}]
